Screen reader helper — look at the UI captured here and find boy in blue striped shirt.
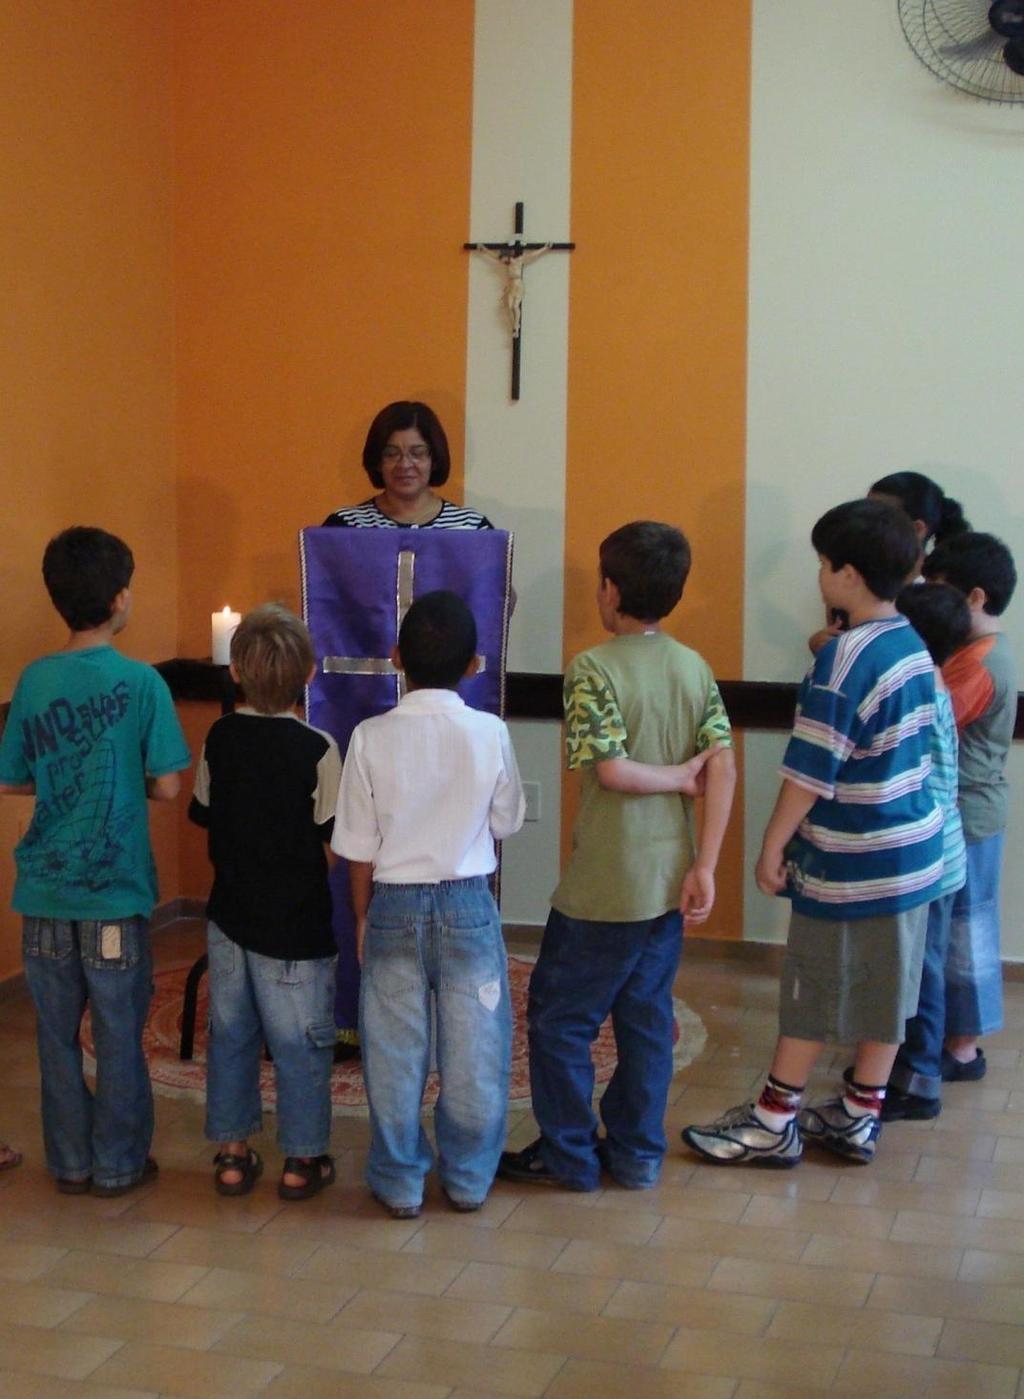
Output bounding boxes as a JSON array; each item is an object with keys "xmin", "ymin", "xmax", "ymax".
[{"xmin": 683, "ymin": 500, "xmax": 942, "ymax": 1166}]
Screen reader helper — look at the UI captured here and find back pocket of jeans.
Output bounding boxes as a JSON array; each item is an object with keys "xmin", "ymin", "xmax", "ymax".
[{"xmin": 22, "ymin": 918, "xmax": 73, "ymax": 960}]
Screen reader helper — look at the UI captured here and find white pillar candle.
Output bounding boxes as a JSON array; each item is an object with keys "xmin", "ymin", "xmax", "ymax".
[{"xmin": 211, "ymin": 607, "xmax": 241, "ymax": 665}]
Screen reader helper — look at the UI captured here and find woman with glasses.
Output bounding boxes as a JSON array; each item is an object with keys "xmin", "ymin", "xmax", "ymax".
[{"xmin": 322, "ymin": 401, "xmax": 492, "ymax": 530}]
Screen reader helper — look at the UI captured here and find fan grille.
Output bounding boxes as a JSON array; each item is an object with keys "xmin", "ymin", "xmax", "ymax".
[{"xmin": 898, "ymin": 0, "xmax": 1024, "ymax": 102}]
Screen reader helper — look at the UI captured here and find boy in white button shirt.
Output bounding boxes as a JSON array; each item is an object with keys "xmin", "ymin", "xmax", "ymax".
[{"xmin": 332, "ymin": 590, "xmax": 525, "ymax": 1217}]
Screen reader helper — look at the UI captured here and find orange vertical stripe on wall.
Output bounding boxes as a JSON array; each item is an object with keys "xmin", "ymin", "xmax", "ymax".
[
  {"xmin": 173, "ymin": 0, "xmax": 475, "ymax": 899},
  {"xmin": 565, "ymin": 1, "xmax": 751, "ymax": 938}
]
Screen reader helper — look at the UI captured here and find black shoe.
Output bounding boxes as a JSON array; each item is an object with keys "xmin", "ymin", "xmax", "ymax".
[
  {"xmin": 497, "ymin": 1139, "xmax": 569, "ymax": 1188},
  {"xmin": 333, "ymin": 1040, "xmax": 361, "ymax": 1064},
  {"xmin": 941, "ymin": 1048, "xmax": 986, "ymax": 1082},
  {"xmin": 880, "ymin": 1087, "xmax": 941, "ymax": 1122}
]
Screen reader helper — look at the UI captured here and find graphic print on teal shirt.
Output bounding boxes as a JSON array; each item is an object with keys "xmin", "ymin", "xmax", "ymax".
[{"xmin": 0, "ymin": 649, "xmax": 190, "ymax": 918}]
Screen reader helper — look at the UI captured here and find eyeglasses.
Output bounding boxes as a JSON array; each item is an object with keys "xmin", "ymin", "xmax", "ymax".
[{"xmin": 381, "ymin": 445, "xmax": 430, "ymax": 463}]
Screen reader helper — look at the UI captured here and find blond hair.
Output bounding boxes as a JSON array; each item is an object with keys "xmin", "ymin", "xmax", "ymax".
[{"xmin": 230, "ymin": 604, "xmax": 314, "ymax": 714}]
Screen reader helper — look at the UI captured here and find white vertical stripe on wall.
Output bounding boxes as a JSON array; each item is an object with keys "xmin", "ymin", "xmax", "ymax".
[
  {"xmin": 744, "ymin": 0, "xmax": 1024, "ymax": 950},
  {"xmin": 464, "ymin": 0, "xmax": 574, "ymax": 925}
]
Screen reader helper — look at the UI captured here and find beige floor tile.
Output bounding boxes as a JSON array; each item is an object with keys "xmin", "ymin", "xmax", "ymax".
[
  {"xmin": 765, "ymin": 1298, "xmax": 941, "ymax": 1356},
  {"xmin": 59, "ymin": 1294, "xmax": 244, "ymax": 1349},
  {"xmin": 939, "ymin": 1316, "xmax": 1024, "ymax": 1367},
  {"xmin": 444, "ymin": 1258, "xmax": 617, "ymax": 1314},
  {"xmin": 649, "ymin": 1213, "xmax": 810, "ymax": 1262},
  {"xmin": 401, "ymin": 1219, "xmax": 566, "ymax": 1268},
  {"xmin": 552, "ymin": 1237, "xmax": 716, "ymax": 1288},
  {"xmin": 832, "ymin": 1347, "xmax": 1018, "ymax": 1397},
  {"xmin": 0, "ymin": 1321, "xmax": 124, "ymax": 1380},
  {"xmin": 87, "ymin": 1340, "xmax": 283, "ymax": 1397},
  {"xmin": 682, "ymin": 1162, "xmax": 838, "ymax": 1200},
  {"xmin": 708, "ymin": 1255, "xmax": 874, "ymax": 1306},
  {"xmin": 829, "ymin": 1175, "xmax": 981, "ymax": 1215},
  {"xmin": 490, "ymin": 1306, "xmax": 674, "ymax": 1366},
  {"xmin": 996, "ymin": 1138, "xmax": 1024, "ymax": 1163},
  {"xmin": 3, "ymin": 1212, "xmax": 179, "ymax": 1259},
  {"xmin": 894, "ymin": 1207, "xmax": 1024, "ymax": 1252},
  {"xmin": 800, "ymin": 1231, "xmax": 963, "ymax": 1279},
  {"xmin": 732, "ymin": 1385, "xmax": 835, "ymax": 1399},
  {"xmin": 603, "ymin": 1277, "xmax": 776, "ymax": 1335},
  {"xmin": 0, "ymin": 1238, "xmax": 68, "ymax": 1281},
  {"xmin": 501, "ymin": 1197, "xmax": 661, "ymax": 1245},
  {"xmin": 376, "ymin": 1333, "xmax": 566, "ymax": 1395},
  {"xmin": 591, "ymin": 1180, "xmax": 749, "ymax": 1222},
  {"xmin": 125, "ymin": 1183, "xmax": 287, "ymax": 1234},
  {"xmin": 296, "ymin": 1239, "xmax": 466, "ymax": 1294},
  {"xmin": 659, "ymin": 1326, "xmax": 843, "ymax": 1388},
  {"xmin": 914, "ymin": 1154, "xmax": 1024, "ymax": 1190},
  {"xmin": 212, "ymin": 1312, "xmax": 400, "ymax": 1373},
  {"xmin": 867, "ymin": 1273, "xmax": 1024, "ymax": 1326},
  {"xmin": 43, "ymin": 1250, "xmax": 209, "ymax": 1302},
  {"xmin": 979, "ymin": 1187, "xmax": 1024, "ymax": 1221},
  {"xmin": 337, "ymin": 1285, "xmax": 511, "ymax": 1343},
  {"xmin": 936, "ymin": 1108, "xmax": 1024, "ymax": 1141},
  {"xmin": 546, "ymin": 1357, "xmax": 736, "ymax": 1398},
  {"xmin": 0, "ymin": 1375, "xmax": 157, "ymax": 1399},
  {"xmin": 177, "ymin": 1264, "xmax": 355, "ymax": 1321},
  {"xmin": 958, "ymin": 1247, "xmax": 1024, "ymax": 1285},
  {"xmin": 740, "ymin": 1192, "xmax": 895, "ymax": 1238},
  {"xmin": 264, "ymin": 1371, "xmax": 448, "ymax": 1399},
  {"xmin": 895, "ymin": 1126, "xmax": 998, "ymax": 1162},
  {"xmin": 1, "ymin": 1279, "xmax": 91, "ymax": 1327},
  {"xmin": 260, "ymin": 1207, "xmax": 425, "ymax": 1250},
  {"xmin": 148, "ymin": 1223, "xmax": 319, "ymax": 1272}
]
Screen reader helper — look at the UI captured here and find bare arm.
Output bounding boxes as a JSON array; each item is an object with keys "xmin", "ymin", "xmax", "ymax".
[
  {"xmin": 680, "ymin": 745, "xmax": 737, "ymax": 923},
  {"xmin": 755, "ymin": 778, "xmax": 818, "ymax": 895},
  {"xmin": 349, "ymin": 860, "xmax": 373, "ymax": 964},
  {"xmin": 596, "ymin": 747, "xmax": 716, "ymax": 797},
  {"xmin": 0, "ymin": 781, "xmax": 34, "ymax": 796},
  {"xmin": 146, "ymin": 773, "xmax": 181, "ymax": 802}
]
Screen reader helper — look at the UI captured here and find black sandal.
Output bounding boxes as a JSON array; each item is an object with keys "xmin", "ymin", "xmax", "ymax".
[
  {"xmin": 213, "ymin": 1147, "xmax": 263, "ymax": 1197},
  {"xmin": 278, "ymin": 1153, "xmax": 335, "ymax": 1201}
]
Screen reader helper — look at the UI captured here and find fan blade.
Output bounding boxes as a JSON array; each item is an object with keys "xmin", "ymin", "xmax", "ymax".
[{"xmin": 938, "ymin": 32, "xmax": 1002, "ymax": 59}]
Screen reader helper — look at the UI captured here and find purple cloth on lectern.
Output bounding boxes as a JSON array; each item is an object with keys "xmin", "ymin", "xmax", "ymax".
[{"xmin": 299, "ymin": 527, "xmax": 514, "ymax": 1031}]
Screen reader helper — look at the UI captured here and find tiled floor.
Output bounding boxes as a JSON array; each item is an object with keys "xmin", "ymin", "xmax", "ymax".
[{"xmin": 1, "ymin": 920, "xmax": 1023, "ymax": 1397}]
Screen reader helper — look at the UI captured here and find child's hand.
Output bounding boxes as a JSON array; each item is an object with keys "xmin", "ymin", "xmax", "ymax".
[
  {"xmin": 755, "ymin": 844, "xmax": 788, "ymax": 896},
  {"xmin": 676, "ymin": 744, "xmax": 725, "ymax": 797},
  {"xmin": 808, "ymin": 621, "xmax": 843, "ymax": 656},
  {"xmin": 681, "ymin": 866, "xmax": 715, "ymax": 923}
]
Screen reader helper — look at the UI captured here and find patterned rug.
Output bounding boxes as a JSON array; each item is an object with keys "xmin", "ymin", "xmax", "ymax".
[{"xmin": 81, "ymin": 956, "xmax": 706, "ymax": 1117}]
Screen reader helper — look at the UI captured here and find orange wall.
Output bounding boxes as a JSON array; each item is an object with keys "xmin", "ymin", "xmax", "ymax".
[
  {"xmin": 0, "ymin": 0, "xmax": 180, "ymax": 980},
  {"xmin": 565, "ymin": 1, "xmax": 751, "ymax": 936},
  {"xmin": 172, "ymin": 0, "xmax": 476, "ymax": 899}
]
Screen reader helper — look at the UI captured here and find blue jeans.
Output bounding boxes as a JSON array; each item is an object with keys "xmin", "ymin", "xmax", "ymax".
[
  {"xmin": 891, "ymin": 891, "xmax": 956, "ymax": 1099},
  {"xmin": 205, "ymin": 923, "xmax": 337, "ymax": 1156},
  {"xmin": 359, "ymin": 878, "xmax": 511, "ymax": 1209},
  {"xmin": 528, "ymin": 907, "xmax": 683, "ymax": 1191},
  {"xmin": 946, "ymin": 832, "xmax": 1004, "ymax": 1037},
  {"xmin": 22, "ymin": 916, "xmax": 154, "ymax": 1189}
]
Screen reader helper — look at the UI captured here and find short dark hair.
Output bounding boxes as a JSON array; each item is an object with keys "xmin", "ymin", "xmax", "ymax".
[
  {"xmin": 362, "ymin": 401, "xmax": 451, "ymax": 489},
  {"xmin": 870, "ymin": 471, "xmax": 970, "ymax": 546},
  {"xmin": 42, "ymin": 526, "xmax": 135, "ymax": 631},
  {"xmin": 599, "ymin": 522, "xmax": 691, "ymax": 621},
  {"xmin": 397, "ymin": 590, "xmax": 476, "ymax": 688},
  {"xmin": 810, "ymin": 499, "xmax": 920, "ymax": 602},
  {"xmin": 231, "ymin": 604, "xmax": 314, "ymax": 714},
  {"xmin": 923, "ymin": 532, "xmax": 1018, "ymax": 616},
  {"xmin": 896, "ymin": 583, "xmax": 972, "ymax": 667}
]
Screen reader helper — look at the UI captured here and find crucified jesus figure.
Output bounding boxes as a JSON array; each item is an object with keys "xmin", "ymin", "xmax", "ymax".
[{"xmin": 472, "ymin": 243, "xmax": 553, "ymax": 337}]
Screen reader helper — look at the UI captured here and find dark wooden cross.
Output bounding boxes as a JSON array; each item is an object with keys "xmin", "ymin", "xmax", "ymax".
[{"xmin": 464, "ymin": 201, "xmax": 574, "ymax": 401}]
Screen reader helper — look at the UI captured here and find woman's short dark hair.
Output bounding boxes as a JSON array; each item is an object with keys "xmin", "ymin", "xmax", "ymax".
[
  {"xmin": 397, "ymin": 590, "xmax": 476, "ymax": 688},
  {"xmin": 811, "ymin": 499, "xmax": 920, "ymax": 601},
  {"xmin": 599, "ymin": 522, "xmax": 691, "ymax": 621},
  {"xmin": 896, "ymin": 583, "xmax": 972, "ymax": 667},
  {"xmin": 870, "ymin": 471, "xmax": 970, "ymax": 546},
  {"xmin": 42, "ymin": 526, "xmax": 135, "ymax": 631},
  {"xmin": 362, "ymin": 401, "xmax": 451, "ymax": 489}
]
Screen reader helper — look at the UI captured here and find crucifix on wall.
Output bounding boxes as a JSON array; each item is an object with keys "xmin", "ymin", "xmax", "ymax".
[{"xmin": 465, "ymin": 201, "xmax": 575, "ymax": 401}]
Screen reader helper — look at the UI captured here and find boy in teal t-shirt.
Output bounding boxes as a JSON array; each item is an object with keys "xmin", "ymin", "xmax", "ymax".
[{"xmin": 0, "ymin": 527, "xmax": 190, "ymax": 1196}]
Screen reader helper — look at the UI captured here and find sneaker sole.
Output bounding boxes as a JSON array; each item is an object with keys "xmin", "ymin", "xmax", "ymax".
[{"xmin": 681, "ymin": 1130, "xmax": 801, "ymax": 1169}]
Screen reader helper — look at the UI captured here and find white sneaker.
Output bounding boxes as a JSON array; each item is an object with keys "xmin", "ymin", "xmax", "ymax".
[
  {"xmin": 681, "ymin": 1102, "xmax": 802, "ymax": 1169},
  {"xmin": 798, "ymin": 1097, "xmax": 880, "ymax": 1164}
]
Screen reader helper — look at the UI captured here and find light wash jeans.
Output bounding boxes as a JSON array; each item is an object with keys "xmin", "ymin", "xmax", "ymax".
[
  {"xmin": 204, "ymin": 923, "xmax": 337, "ymax": 1156},
  {"xmin": 891, "ymin": 890, "xmax": 957, "ymax": 1099},
  {"xmin": 359, "ymin": 878, "xmax": 511, "ymax": 1209},
  {"xmin": 945, "ymin": 832, "xmax": 1004, "ymax": 1038},
  {"xmin": 22, "ymin": 916, "xmax": 154, "ymax": 1190}
]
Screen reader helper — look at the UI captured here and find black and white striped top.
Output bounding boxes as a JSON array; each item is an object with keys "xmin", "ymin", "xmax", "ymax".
[{"xmin": 321, "ymin": 499, "xmax": 493, "ymax": 531}]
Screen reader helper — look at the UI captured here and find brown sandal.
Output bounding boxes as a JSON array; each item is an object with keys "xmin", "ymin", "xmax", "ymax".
[{"xmin": 278, "ymin": 1153, "xmax": 335, "ymax": 1200}]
